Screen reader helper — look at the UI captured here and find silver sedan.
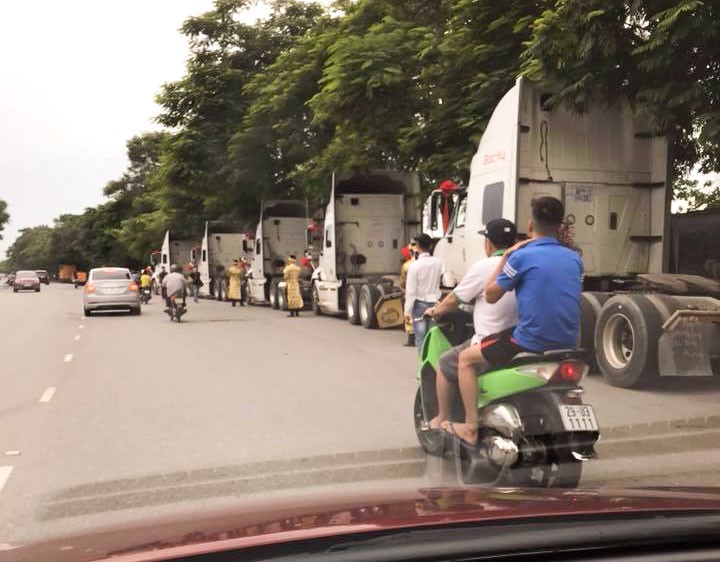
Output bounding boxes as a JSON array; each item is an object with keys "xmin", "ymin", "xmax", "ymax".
[{"xmin": 83, "ymin": 267, "xmax": 141, "ymax": 317}]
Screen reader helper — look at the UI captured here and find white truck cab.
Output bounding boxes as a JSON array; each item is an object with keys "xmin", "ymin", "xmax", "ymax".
[
  {"xmin": 433, "ymin": 77, "xmax": 719, "ymax": 388},
  {"xmin": 312, "ymin": 170, "xmax": 422, "ymax": 328},
  {"xmin": 198, "ymin": 222, "xmax": 253, "ymax": 299},
  {"xmin": 245, "ymin": 200, "xmax": 310, "ymax": 308}
]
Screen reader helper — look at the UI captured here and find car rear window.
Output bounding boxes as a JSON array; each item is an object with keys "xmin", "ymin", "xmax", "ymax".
[
  {"xmin": 92, "ymin": 270, "xmax": 131, "ymax": 280},
  {"xmin": 17, "ymin": 270, "xmax": 39, "ymax": 278}
]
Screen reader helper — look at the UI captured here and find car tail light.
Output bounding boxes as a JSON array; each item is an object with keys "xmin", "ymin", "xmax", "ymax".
[
  {"xmin": 129, "ymin": 282, "xmax": 138, "ymax": 291},
  {"xmin": 85, "ymin": 283, "xmax": 95, "ymax": 293}
]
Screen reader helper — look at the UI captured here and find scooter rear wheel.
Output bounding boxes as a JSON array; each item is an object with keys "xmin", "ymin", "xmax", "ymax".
[{"xmin": 511, "ymin": 441, "xmax": 582, "ymax": 488}]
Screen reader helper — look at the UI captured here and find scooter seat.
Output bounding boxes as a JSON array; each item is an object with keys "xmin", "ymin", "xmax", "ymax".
[{"xmin": 509, "ymin": 349, "xmax": 587, "ymax": 367}]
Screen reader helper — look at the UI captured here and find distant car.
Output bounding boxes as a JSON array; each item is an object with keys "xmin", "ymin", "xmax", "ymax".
[
  {"xmin": 82, "ymin": 267, "xmax": 141, "ymax": 317},
  {"xmin": 13, "ymin": 270, "xmax": 41, "ymax": 293},
  {"xmin": 35, "ymin": 270, "xmax": 50, "ymax": 285}
]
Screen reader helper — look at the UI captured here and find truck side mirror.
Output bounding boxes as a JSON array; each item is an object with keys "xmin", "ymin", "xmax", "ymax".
[{"xmin": 242, "ymin": 240, "xmax": 248, "ymax": 253}]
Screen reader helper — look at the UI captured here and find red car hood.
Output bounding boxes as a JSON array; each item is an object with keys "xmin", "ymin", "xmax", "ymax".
[{"xmin": 6, "ymin": 485, "xmax": 720, "ymax": 562}]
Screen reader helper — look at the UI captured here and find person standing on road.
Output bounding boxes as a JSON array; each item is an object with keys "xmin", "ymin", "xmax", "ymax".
[
  {"xmin": 189, "ymin": 267, "xmax": 203, "ymax": 303},
  {"xmin": 422, "ymin": 218, "xmax": 519, "ymax": 432},
  {"xmin": 226, "ymin": 260, "xmax": 243, "ymax": 307},
  {"xmin": 238, "ymin": 258, "xmax": 248, "ymax": 306},
  {"xmin": 404, "ymin": 234, "xmax": 443, "ymax": 352},
  {"xmin": 399, "ymin": 241, "xmax": 417, "ymax": 347},
  {"xmin": 283, "ymin": 254, "xmax": 304, "ymax": 317}
]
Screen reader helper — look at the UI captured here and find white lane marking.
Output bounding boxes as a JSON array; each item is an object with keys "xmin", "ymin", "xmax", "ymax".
[
  {"xmin": 39, "ymin": 387, "xmax": 56, "ymax": 403},
  {"xmin": 78, "ymin": 324, "xmax": 85, "ymax": 330},
  {"xmin": 0, "ymin": 467, "xmax": 13, "ymax": 494},
  {"xmin": 4, "ymin": 451, "xmax": 20, "ymax": 457},
  {"xmin": 74, "ymin": 335, "xmax": 81, "ymax": 341},
  {"xmin": 64, "ymin": 354, "xmax": 73, "ymax": 363}
]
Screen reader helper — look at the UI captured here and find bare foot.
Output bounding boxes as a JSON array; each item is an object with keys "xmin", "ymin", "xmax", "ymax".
[
  {"xmin": 441, "ymin": 421, "xmax": 478, "ymax": 446},
  {"xmin": 428, "ymin": 416, "xmax": 444, "ymax": 430}
]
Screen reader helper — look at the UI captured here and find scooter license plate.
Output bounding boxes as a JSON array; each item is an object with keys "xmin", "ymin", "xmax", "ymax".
[{"xmin": 559, "ymin": 404, "xmax": 599, "ymax": 432}]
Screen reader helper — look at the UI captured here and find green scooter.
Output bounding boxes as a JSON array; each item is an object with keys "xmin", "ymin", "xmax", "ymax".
[{"xmin": 414, "ymin": 312, "xmax": 600, "ymax": 488}]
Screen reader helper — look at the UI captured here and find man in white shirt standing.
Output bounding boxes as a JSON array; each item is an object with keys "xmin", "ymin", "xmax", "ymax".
[
  {"xmin": 423, "ymin": 219, "xmax": 518, "ymax": 430},
  {"xmin": 404, "ymin": 233, "xmax": 444, "ymax": 352}
]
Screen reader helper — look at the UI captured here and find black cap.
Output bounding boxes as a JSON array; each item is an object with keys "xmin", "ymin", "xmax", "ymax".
[{"xmin": 480, "ymin": 219, "xmax": 517, "ymax": 249}]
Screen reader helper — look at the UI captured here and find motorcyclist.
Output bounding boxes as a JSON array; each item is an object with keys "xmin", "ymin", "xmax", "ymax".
[
  {"xmin": 162, "ymin": 264, "xmax": 187, "ymax": 313},
  {"xmin": 432, "ymin": 197, "xmax": 583, "ymax": 446},
  {"xmin": 139, "ymin": 270, "xmax": 152, "ymax": 290},
  {"xmin": 423, "ymin": 219, "xmax": 518, "ymax": 432}
]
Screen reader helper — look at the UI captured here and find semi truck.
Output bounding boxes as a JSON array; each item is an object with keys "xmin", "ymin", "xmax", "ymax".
[
  {"xmin": 310, "ymin": 170, "xmax": 422, "ymax": 329},
  {"xmin": 245, "ymin": 200, "xmax": 311, "ymax": 308},
  {"xmin": 198, "ymin": 222, "xmax": 253, "ymax": 300},
  {"xmin": 151, "ymin": 231, "xmax": 199, "ymax": 292},
  {"xmin": 432, "ymin": 76, "xmax": 720, "ymax": 388}
]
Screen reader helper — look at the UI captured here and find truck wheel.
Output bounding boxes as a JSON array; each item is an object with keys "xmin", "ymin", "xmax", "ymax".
[
  {"xmin": 269, "ymin": 279, "xmax": 279, "ymax": 309},
  {"xmin": 579, "ymin": 292, "xmax": 611, "ymax": 374},
  {"xmin": 346, "ymin": 285, "xmax": 360, "ymax": 325},
  {"xmin": 312, "ymin": 283, "xmax": 321, "ymax": 315},
  {"xmin": 595, "ymin": 294, "xmax": 662, "ymax": 388},
  {"xmin": 359, "ymin": 284, "xmax": 380, "ymax": 329},
  {"xmin": 277, "ymin": 286, "xmax": 287, "ymax": 311}
]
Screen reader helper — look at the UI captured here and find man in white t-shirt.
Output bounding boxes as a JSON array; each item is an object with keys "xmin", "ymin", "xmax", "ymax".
[{"xmin": 423, "ymin": 219, "xmax": 518, "ymax": 431}]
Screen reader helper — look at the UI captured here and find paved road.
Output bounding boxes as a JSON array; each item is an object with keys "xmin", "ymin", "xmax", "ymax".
[{"xmin": 1, "ymin": 284, "xmax": 719, "ymax": 544}]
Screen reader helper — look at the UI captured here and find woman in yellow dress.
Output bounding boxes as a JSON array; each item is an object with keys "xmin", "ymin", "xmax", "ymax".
[
  {"xmin": 283, "ymin": 255, "xmax": 304, "ymax": 317},
  {"xmin": 226, "ymin": 260, "xmax": 244, "ymax": 307}
]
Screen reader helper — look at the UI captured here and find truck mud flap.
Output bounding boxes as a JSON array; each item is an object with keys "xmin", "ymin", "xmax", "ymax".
[
  {"xmin": 659, "ymin": 308, "xmax": 720, "ymax": 376},
  {"xmin": 375, "ymin": 291, "xmax": 403, "ymax": 329}
]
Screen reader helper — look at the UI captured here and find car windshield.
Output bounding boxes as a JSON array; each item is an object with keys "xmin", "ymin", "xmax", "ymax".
[
  {"xmin": 91, "ymin": 270, "xmax": 130, "ymax": 281},
  {"xmin": 1, "ymin": 1, "xmax": 719, "ymax": 557}
]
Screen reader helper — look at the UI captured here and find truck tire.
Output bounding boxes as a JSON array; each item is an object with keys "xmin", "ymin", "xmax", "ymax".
[
  {"xmin": 595, "ymin": 294, "xmax": 663, "ymax": 388},
  {"xmin": 359, "ymin": 284, "xmax": 381, "ymax": 329},
  {"xmin": 346, "ymin": 285, "xmax": 360, "ymax": 325},
  {"xmin": 311, "ymin": 282, "xmax": 322, "ymax": 315},
  {"xmin": 579, "ymin": 292, "xmax": 611, "ymax": 374},
  {"xmin": 270, "ymin": 279, "xmax": 280, "ymax": 309}
]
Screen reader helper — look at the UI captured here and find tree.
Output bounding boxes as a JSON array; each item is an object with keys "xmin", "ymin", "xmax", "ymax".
[
  {"xmin": 6, "ymin": 226, "xmax": 53, "ymax": 270},
  {"xmin": 0, "ymin": 199, "xmax": 8, "ymax": 240},
  {"xmin": 674, "ymin": 175, "xmax": 720, "ymax": 212},
  {"xmin": 155, "ymin": 0, "xmax": 325, "ymax": 225},
  {"xmin": 522, "ymin": 0, "xmax": 720, "ymax": 178}
]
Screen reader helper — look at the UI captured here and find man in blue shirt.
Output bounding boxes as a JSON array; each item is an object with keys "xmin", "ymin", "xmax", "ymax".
[{"xmin": 443, "ymin": 196, "xmax": 583, "ymax": 445}]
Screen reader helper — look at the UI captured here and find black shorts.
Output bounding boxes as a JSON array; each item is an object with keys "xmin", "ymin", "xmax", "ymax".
[{"xmin": 479, "ymin": 327, "xmax": 527, "ymax": 369}]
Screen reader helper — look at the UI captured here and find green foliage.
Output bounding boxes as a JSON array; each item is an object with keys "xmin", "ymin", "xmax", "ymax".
[
  {"xmin": 674, "ymin": 175, "xmax": 720, "ymax": 212},
  {"xmin": 522, "ymin": 0, "xmax": 720, "ymax": 177},
  {"xmin": 0, "ymin": 199, "xmax": 8, "ymax": 240},
  {"xmin": 9, "ymin": 0, "xmax": 720, "ymax": 270},
  {"xmin": 6, "ymin": 226, "xmax": 53, "ymax": 270}
]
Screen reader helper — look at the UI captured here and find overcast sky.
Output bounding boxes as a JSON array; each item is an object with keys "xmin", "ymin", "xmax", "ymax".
[{"xmin": 0, "ymin": 1, "xmax": 290, "ymax": 258}]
